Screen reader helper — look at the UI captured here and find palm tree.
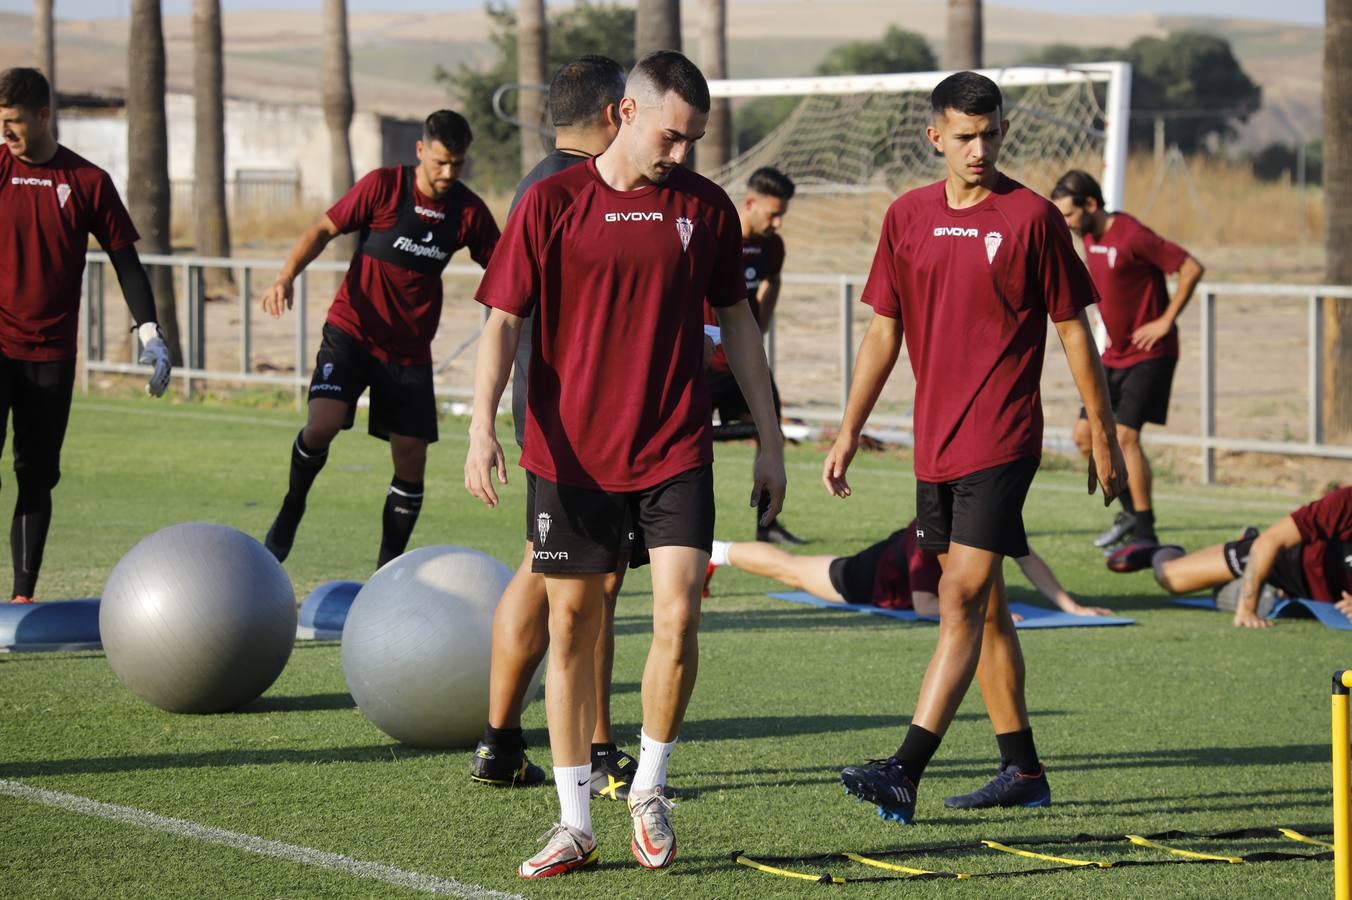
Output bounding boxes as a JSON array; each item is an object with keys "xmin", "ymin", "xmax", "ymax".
[
  {"xmin": 34, "ymin": 0, "xmax": 56, "ymax": 136},
  {"xmin": 323, "ymin": 0, "xmax": 355, "ymax": 204},
  {"xmin": 945, "ymin": 0, "xmax": 982, "ymax": 71},
  {"xmin": 193, "ymin": 0, "xmax": 232, "ymax": 286},
  {"xmin": 517, "ymin": 0, "xmax": 547, "ymax": 176},
  {"xmin": 695, "ymin": 0, "xmax": 730, "ymax": 173},
  {"xmin": 636, "ymin": 0, "xmax": 680, "ymax": 59},
  {"xmin": 127, "ymin": 0, "xmax": 183, "ymax": 366},
  {"xmin": 1325, "ymin": 0, "xmax": 1352, "ymax": 435}
]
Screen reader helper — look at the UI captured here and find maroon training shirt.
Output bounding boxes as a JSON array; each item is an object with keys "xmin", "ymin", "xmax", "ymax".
[
  {"xmin": 325, "ymin": 166, "xmax": 499, "ymax": 365},
  {"xmin": 870, "ymin": 522, "xmax": 943, "ymax": 610},
  {"xmin": 703, "ymin": 232, "xmax": 785, "ymax": 373},
  {"xmin": 1082, "ymin": 212, "xmax": 1189, "ymax": 368},
  {"xmin": 0, "ymin": 146, "xmax": 139, "ymax": 361},
  {"xmin": 1290, "ymin": 486, "xmax": 1352, "ymax": 603},
  {"xmin": 477, "ymin": 159, "xmax": 745, "ymax": 492},
  {"xmin": 861, "ymin": 175, "xmax": 1097, "ymax": 483}
]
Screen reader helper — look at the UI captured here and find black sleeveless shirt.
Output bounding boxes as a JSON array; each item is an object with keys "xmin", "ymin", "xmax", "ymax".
[{"xmin": 357, "ymin": 166, "xmax": 464, "ymax": 275}]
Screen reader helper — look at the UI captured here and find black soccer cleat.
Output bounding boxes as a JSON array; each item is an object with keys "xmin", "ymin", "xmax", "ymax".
[
  {"xmin": 590, "ymin": 746, "xmax": 639, "ymax": 801},
  {"xmin": 1093, "ymin": 510, "xmax": 1136, "ymax": 549},
  {"xmin": 1107, "ymin": 540, "xmax": 1181, "ymax": 574},
  {"xmin": 757, "ymin": 519, "xmax": 806, "ymax": 545},
  {"xmin": 944, "ymin": 763, "xmax": 1051, "ymax": 810},
  {"xmin": 840, "ymin": 757, "xmax": 917, "ymax": 823},
  {"xmin": 469, "ymin": 741, "xmax": 546, "ymax": 787}
]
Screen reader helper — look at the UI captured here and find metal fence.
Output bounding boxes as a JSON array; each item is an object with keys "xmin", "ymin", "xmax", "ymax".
[{"xmin": 82, "ymin": 253, "xmax": 1352, "ymax": 483}]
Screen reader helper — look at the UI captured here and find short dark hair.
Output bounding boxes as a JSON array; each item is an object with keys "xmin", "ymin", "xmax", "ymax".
[
  {"xmin": 423, "ymin": 110, "xmax": 473, "ymax": 154},
  {"xmin": 549, "ymin": 55, "xmax": 626, "ymax": 128},
  {"xmin": 747, "ymin": 167, "xmax": 795, "ymax": 200},
  {"xmin": 930, "ymin": 71, "xmax": 1002, "ymax": 118},
  {"xmin": 630, "ymin": 50, "xmax": 710, "ymax": 114},
  {"xmin": 1050, "ymin": 170, "xmax": 1105, "ymax": 209},
  {"xmin": 0, "ymin": 67, "xmax": 52, "ymax": 112}
]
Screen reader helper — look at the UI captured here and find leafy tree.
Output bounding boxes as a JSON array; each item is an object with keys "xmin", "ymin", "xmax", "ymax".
[
  {"xmin": 1251, "ymin": 141, "xmax": 1321, "ymax": 185},
  {"xmin": 436, "ymin": 1, "xmax": 635, "ymax": 191}
]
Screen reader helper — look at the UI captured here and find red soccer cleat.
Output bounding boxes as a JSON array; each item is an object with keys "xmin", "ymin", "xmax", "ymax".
[
  {"xmin": 11, "ymin": 595, "xmax": 34, "ymax": 604},
  {"xmin": 701, "ymin": 562, "xmax": 718, "ymax": 598}
]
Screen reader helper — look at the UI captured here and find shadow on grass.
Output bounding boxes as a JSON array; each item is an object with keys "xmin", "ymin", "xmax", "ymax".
[
  {"xmin": 238, "ymin": 692, "xmax": 356, "ymax": 713},
  {"xmin": 612, "ymin": 608, "xmax": 936, "ymax": 637},
  {"xmin": 0, "ymin": 743, "xmax": 453, "ymax": 778}
]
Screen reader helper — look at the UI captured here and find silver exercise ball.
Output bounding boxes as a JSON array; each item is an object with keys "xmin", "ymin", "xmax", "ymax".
[
  {"xmin": 100, "ymin": 523, "xmax": 297, "ymax": 713},
  {"xmin": 341, "ymin": 545, "xmax": 541, "ymax": 749}
]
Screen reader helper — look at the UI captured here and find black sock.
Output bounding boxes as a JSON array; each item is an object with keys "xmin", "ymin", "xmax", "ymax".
[
  {"xmin": 995, "ymin": 728, "xmax": 1041, "ymax": 774},
  {"xmin": 482, "ymin": 724, "xmax": 525, "ymax": 753},
  {"xmin": 378, "ymin": 477, "xmax": 424, "ymax": 567},
  {"xmin": 11, "ymin": 488, "xmax": 53, "ymax": 599},
  {"xmin": 591, "ymin": 742, "xmax": 619, "ymax": 759},
  {"xmin": 1119, "ymin": 491, "xmax": 1136, "ymax": 515},
  {"xmin": 1133, "ymin": 508, "xmax": 1157, "ymax": 542},
  {"xmin": 276, "ymin": 431, "xmax": 328, "ymax": 533},
  {"xmin": 893, "ymin": 724, "xmax": 941, "ymax": 782}
]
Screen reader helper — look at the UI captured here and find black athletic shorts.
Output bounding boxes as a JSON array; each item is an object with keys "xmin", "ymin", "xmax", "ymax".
[
  {"xmin": 708, "ymin": 368, "xmax": 781, "ymax": 440},
  {"xmin": 915, "ymin": 457, "xmax": 1040, "ymax": 559},
  {"xmin": 828, "ymin": 537, "xmax": 892, "ymax": 605},
  {"xmin": 1223, "ymin": 534, "xmax": 1310, "ymax": 598},
  {"xmin": 0, "ymin": 354, "xmax": 75, "ymax": 491},
  {"xmin": 308, "ymin": 323, "xmax": 438, "ymax": 442},
  {"xmin": 1078, "ymin": 357, "xmax": 1177, "ymax": 431},
  {"xmin": 527, "ymin": 465, "xmax": 714, "ymax": 575},
  {"xmin": 525, "ymin": 471, "xmax": 638, "ymax": 563}
]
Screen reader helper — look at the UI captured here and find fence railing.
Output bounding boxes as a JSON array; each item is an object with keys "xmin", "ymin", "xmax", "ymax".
[{"xmin": 82, "ymin": 253, "xmax": 1352, "ymax": 483}]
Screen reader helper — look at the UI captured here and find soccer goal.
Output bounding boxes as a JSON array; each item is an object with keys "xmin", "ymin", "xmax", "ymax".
[{"xmin": 706, "ymin": 63, "xmax": 1131, "ymax": 274}]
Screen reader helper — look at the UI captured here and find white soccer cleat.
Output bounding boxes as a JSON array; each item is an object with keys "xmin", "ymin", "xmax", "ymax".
[
  {"xmin": 628, "ymin": 787, "xmax": 677, "ymax": 869},
  {"xmin": 517, "ymin": 823, "xmax": 598, "ymax": 879}
]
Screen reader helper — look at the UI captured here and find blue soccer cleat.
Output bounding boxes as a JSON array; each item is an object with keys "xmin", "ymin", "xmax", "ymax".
[
  {"xmin": 944, "ymin": 763, "xmax": 1051, "ymax": 809},
  {"xmin": 840, "ymin": 757, "xmax": 917, "ymax": 824}
]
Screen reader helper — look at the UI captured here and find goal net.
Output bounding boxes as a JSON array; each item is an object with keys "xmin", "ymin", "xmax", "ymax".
[{"xmin": 707, "ymin": 64, "xmax": 1131, "ymax": 274}]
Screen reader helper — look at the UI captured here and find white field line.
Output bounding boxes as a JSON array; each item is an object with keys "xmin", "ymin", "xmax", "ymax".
[
  {"xmin": 72, "ymin": 401, "xmax": 1299, "ymax": 512},
  {"xmin": 0, "ymin": 779, "xmax": 524, "ymax": 900}
]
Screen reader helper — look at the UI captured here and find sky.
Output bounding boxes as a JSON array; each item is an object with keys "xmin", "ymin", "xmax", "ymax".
[{"xmin": 0, "ymin": 0, "xmax": 1326, "ymax": 27}]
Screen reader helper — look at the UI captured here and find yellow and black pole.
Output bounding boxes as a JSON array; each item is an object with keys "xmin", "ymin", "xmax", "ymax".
[{"xmin": 1334, "ymin": 669, "xmax": 1352, "ymax": 900}]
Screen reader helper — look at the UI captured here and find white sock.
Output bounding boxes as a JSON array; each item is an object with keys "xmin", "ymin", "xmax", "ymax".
[
  {"xmin": 633, "ymin": 730, "xmax": 677, "ymax": 792},
  {"xmin": 553, "ymin": 764, "xmax": 592, "ymax": 836},
  {"xmin": 710, "ymin": 540, "xmax": 731, "ymax": 566}
]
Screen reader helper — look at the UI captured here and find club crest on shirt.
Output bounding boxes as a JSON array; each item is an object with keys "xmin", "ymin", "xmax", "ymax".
[
  {"xmin": 983, "ymin": 231, "xmax": 1003, "ymax": 264},
  {"xmin": 322, "ymin": 362, "xmax": 334, "ymax": 381},
  {"xmin": 56, "ymin": 183, "xmax": 71, "ymax": 209},
  {"xmin": 676, "ymin": 217, "xmax": 693, "ymax": 252},
  {"xmin": 537, "ymin": 512, "xmax": 552, "ymax": 546}
]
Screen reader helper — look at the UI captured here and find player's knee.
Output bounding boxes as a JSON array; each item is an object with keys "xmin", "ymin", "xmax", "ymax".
[
  {"xmin": 652, "ymin": 600, "xmax": 700, "ymax": 653},
  {"xmin": 14, "ymin": 462, "xmax": 59, "ymax": 496},
  {"xmin": 302, "ymin": 421, "xmax": 340, "ymax": 450},
  {"xmin": 548, "ymin": 602, "xmax": 601, "ymax": 652},
  {"xmin": 1115, "ymin": 424, "xmax": 1140, "ymax": 450},
  {"xmin": 1071, "ymin": 420, "xmax": 1092, "ymax": 455}
]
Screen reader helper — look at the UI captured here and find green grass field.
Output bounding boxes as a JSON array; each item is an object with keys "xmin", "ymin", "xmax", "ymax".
[{"xmin": 0, "ymin": 396, "xmax": 1344, "ymax": 898}]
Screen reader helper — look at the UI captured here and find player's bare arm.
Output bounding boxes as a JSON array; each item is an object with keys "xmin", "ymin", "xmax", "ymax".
[
  {"xmin": 822, "ymin": 313, "xmax": 903, "ymax": 499},
  {"xmin": 717, "ymin": 299, "xmax": 787, "ymax": 524},
  {"xmin": 1132, "ymin": 254, "xmax": 1206, "ymax": 351},
  {"xmin": 755, "ymin": 273, "xmax": 781, "ymax": 332},
  {"xmin": 261, "ymin": 215, "xmax": 342, "ymax": 318},
  {"xmin": 1054, "ymin": 311, "xmax": 1127, "ymax": 504},
  {"xmin": 464, "ymin": 308, "xmax": 523, "ymax": 508},
  {"xmin": 1233, "ymin": 515, "xmax": 1302, "ymax": 629}
]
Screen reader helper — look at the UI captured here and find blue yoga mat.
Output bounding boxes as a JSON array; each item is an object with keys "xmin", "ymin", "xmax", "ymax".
[
  {"xmin": 0, "ymin": 599, "xmax": 102, "ymax": 651},
  {"xmin": 297, "ymin": 580, "xmax": 363, "ymax": 640},
  {"xmin": 1172, "ymin": 595, "xmax": 1352, "ymax": 630},
  {"xmin": 768, "ymin": 593, "xmax": 1134, "ymax": 628}
]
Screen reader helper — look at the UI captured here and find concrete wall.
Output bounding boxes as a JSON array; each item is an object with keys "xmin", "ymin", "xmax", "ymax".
[{"xmin": 61, "ymin": 93, "xmax": 419, "ymax": 207}]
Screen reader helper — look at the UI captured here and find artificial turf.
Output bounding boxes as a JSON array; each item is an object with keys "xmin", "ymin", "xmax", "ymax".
[{"xmin": 0, "ymin": 395, "xmax": 1343, "ymax": 898}]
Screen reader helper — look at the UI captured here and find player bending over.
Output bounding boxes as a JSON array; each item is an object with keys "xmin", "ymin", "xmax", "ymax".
[
  {"xmin": 1148, "ymin": 485, "xmax": 1351, "ymax": 628},
  {"xmin": 822, "ymin": 72, "xmax": 1126, "ymax": 824},
  {"xmin": 261, "ymin": 111, "xmax": 498, "ymax": 569},
  {"xmin": 0, "ymin": 67, "xmax": 171, "ymax": 603}
]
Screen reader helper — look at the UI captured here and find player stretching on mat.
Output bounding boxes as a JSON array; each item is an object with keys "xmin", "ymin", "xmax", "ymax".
[
  {"xmin": 704, "ymin": 521, "xmax": 1113, "ymax": 618},
  {"xmin": 1149, "ymin": 485, "xmax": 1352, "ymax": 628},
  {"xmin": 261, "ymin": 111, "xmax": 498, "ymax": 569},
  {"xmin": 470, "ymin": 56, "xmax": 646, "ymax": 799},
  {"xmin": 0, "ymin": 67, "xmax": 171, "ymax": 603},
  {"xmin": 467, "ymin": 51, "xmax": 785, "ymax": 878},
  {"xmin": 822, "ymin": 72, "xmax": 1126, "ymax": 822},
  {"xmin": 1051, "ymin": 170, "xmax": 1204, "ymax": 560},
  {"xmin": 703, "ymin": 166, "xmax": 805, "ymax": 544}
]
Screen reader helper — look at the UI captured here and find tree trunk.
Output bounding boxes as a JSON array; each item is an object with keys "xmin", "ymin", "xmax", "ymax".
[
  {"xmin": 945, "ymin": 0, "xmax": 983, "ymax": 71},
  {"xmin": 323, "ymin": 0, "xmax": 355, "ymax": 258},
  {"xmin": 517, "ymin": 0, "xmax": 547, "ymax": 176},
  {"xmin": 33, "ymin": 0, "xmax": 56, "ymax": 137},
  {"xmin": 127, "ymin": 0, "xmax": 183, "ymax": 366},
  {"xmin": 193, "ymin": 0, "xmax": 232, "ymax": 289},
  {"xmin": 1324, "ymin": 0, "xmax": 1352, "ymax": 436},
  {"xmin": 695, "ymin": 0, "xmax": 730, "ymax": 174},
  {"xmin": 636, "ymin": 0, "xmax": 681, "ymax": 59}
]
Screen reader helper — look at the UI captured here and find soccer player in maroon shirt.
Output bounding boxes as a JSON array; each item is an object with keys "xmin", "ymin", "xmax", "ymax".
[
  {"xmin": 0, "ymin": 67, "xmax": 171, "ymax": 604},
  {"xmin": 1051, "ymin": 170, "xmax": 1204, "ymax": 559},
  {"xmin": 1151, "ymin": 486, "xmax": 1352, "ymax": 628},
  {"xmin": 703, "ymin": 166, "xmax": 805, "ymax": 544},
  {"xmin": 466, "ymin": 51, "xmax": 786, "ymax": 878},
  {"xmin": 822, "ymin": 72, "xmax": 1126, "ymax": 822},
  {"xmin": 260, "ymin": 110, "xmax": 498, "ymax": 569}
]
